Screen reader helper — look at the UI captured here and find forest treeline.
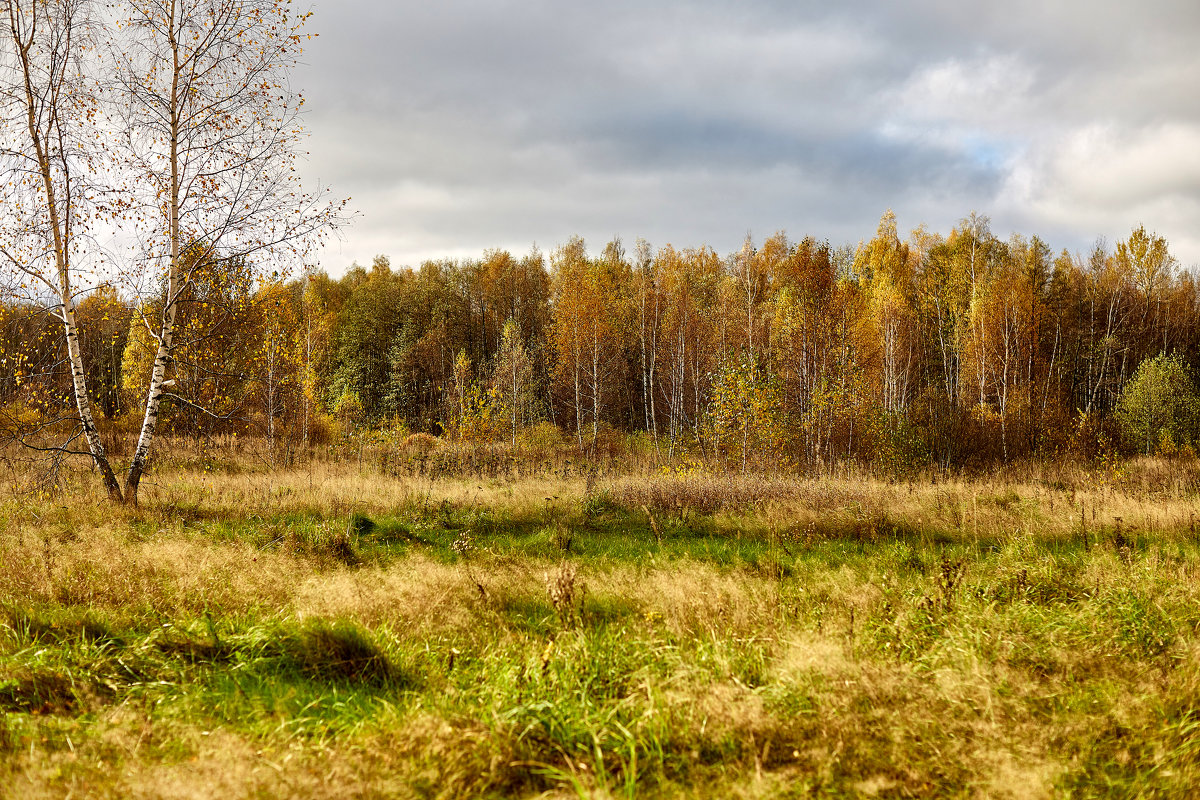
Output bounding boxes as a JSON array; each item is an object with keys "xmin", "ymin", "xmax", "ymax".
[{"xmin": 3, "ymin": 212, "xmax": 1198, "ymax": 471}]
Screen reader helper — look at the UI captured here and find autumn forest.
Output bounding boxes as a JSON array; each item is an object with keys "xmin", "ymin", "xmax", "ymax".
[{"xmin": 4, "ymin": 211, "xmax": 1196, "ymax": 474}]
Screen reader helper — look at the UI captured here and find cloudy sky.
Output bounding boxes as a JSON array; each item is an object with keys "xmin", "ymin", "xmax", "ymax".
[{"xmin": 293, "ymin": 0, "xmax": 1200, "ymax": 274}]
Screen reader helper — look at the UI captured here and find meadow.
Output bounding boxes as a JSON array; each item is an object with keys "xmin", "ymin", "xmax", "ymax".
[{"xmin": 2, "ymin": 442, "xmax": 1200, "ymax": 798}]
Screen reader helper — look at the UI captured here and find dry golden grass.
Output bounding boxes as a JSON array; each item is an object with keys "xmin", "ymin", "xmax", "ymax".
[
  {"xmin": 609, "ymin": 462, "xmax": 1200, "ymax": 549},
  {"xmin": 144, "ymin": 463, "xmax": 587, "ymax": 522},
  {"xmin": 0, "ymin": 523, "xmax": 304, "ymax": 616},
  {"xmin": 1, "ymin": 448, "xmax": 1199, "ymax": 797}
]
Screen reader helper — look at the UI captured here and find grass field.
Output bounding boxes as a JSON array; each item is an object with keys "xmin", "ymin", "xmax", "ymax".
[{"xmin": 2, "ymin": 450, "xmax": 1200, "ymax": 798}]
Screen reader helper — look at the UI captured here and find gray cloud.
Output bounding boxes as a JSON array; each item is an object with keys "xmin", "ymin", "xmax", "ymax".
[{"xmin": 296, "ymin": 0, "xmax": 1200, "ymax": 272}]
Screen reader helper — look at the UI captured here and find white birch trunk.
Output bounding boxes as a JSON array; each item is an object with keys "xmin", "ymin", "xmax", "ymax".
[
  {"xmin": 9, "ymin": 1, "xmax": 123, "ymax": 499},
  {"xmin": 591, "ymin": 322, "xmax": 601, "ymax": 446},
  {"xmin": 125, "ymin": 11, "xmax": 183, "ymax": 504}
]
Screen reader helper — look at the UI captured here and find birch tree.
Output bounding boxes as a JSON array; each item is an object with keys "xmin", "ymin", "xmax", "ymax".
[
  {"xmin": 112, "ymin": 0, "xmax": 344, "ymax": 503},
  {"xmin": 633, "ymin": 237, "xmax": 660, "ymax": 439},
  {"xmin": 492, "ymin": 317, "xmax": 533, "ymax": 446},
  {"xmin": 550, "ymin": 236, "xmax": 589, "ymax": 448},
  {"xmin": 0, "ymin": 0, "xmax": 125, "ymax": 497}
]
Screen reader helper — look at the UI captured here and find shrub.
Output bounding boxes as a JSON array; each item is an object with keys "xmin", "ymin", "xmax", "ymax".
[
  {"xmin": 402, "ymin": 432, "xmax": 439, "ymax": 455},
  {"xmin": 1115, "ymin": 353, "xmax": 1200, "ymax": 455},
  {"xmin": 518, "ymin": 421, "xmax": 562, "ymax": 453}
]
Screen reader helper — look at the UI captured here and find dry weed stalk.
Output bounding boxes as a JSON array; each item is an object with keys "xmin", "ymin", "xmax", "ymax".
[
  {"xmin": 935, "ymin": 557, "xmax": 966, "ymax": 612},
  {"xmin": 550, "ymin": 519, "xmax": 573, "ymax": 553},
  {"xmin": 546, "ymin": 560, "xmax": 584, "ymax": 628},
  {"xmin": 452, "ymin": 529, "xmax": 487, "ymax": 601},
  {"xmin": 642, "ymin": 505, "xmax": 662, "ymax": 544}
]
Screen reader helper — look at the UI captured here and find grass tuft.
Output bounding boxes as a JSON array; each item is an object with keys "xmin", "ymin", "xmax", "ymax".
[{"xmin": 287, "ymin": 619, "xmax": 407, "ymax": 687}]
